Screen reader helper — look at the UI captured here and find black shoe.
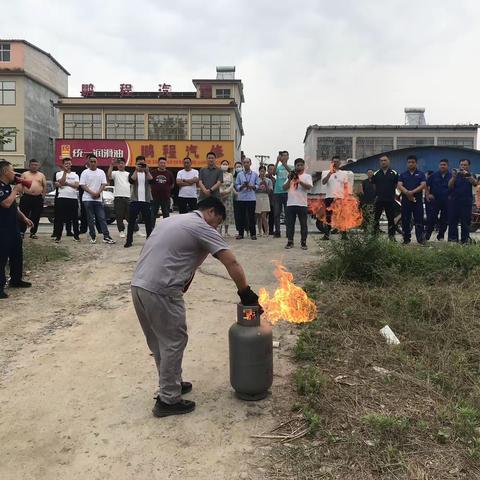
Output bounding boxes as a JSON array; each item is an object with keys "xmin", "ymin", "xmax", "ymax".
[
  {"xmin": 402, "ymin": 240, "xmax": 411, "ymax": 245},
  {"xmin": 0, "ymin": 291, "xmax": 8, "ymax": 299},
  {"xmin": 273, "ymin": 233, "xmax": 281, "ymax": 238},
  {"xmin": 66, "ymin": 232, "xmax": 74, "ymax": 237},
  {"xmin": 124, "ymin": 242, "xmax": 133, "ymax": 248},
  {"xmin": 321, "ymin": 234, "xmax": 330, "ymax": 241},
  {"xmin": 301, "ymin": 243, "xmax": 308, "ymax": 250},
  {"xmin": 73, "ymin": 236, "xmax": 80, "ymax": 242},
  {"xmin": 285, "ymin": 242, "xmax": 293, "ymax": 249},
  {"xmin": 9, "ymin": 280, "xmax": 32, "ymax": 288},
  {"xmin": 251, "ymin": 236, "xmax": 257, "ymax": 240},
  {"xmin": 181, "ymin": 381, "xmax": 192, "ymax": 394},
  {"xmin": 235, "ymin": 235, "xmax": 244, "ymax": 240},
  {"xmin": 152, "ymin": 398, "xmax": 196, "ymax": 418}
]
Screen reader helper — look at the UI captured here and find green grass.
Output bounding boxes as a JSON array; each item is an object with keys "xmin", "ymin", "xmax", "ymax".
[
  {"xmin": 23, "ymin": 242, "xmax": 69, "ymax": 269},
  {"xmin": 267, "ymin": 233, "xmax": 480, "ymax": 479}
]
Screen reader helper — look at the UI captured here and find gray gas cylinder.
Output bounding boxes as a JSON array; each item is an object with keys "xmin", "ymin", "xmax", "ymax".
[{"xmin": 229, "ymin": 304, "xmax": 273, "ymax": 401}]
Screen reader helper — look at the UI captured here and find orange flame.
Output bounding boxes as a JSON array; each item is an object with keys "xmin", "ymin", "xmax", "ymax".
[{"xmin": 259, "ymin": 263, "xmax": 317, "ymax": 325}]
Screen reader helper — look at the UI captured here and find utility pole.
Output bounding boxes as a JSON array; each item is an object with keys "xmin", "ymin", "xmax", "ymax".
[{"xmin": 255, "ymin": 154, "xmax": 270, "ymax": 168}]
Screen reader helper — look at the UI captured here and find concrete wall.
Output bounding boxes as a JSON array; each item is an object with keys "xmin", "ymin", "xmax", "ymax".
[
  {"xmin": 0, "ymin": 75, "xmax": 25, "ymax": 168},
  {"xmin": 24, "ymin": 77, "xmax": 60, "ymax": 177}
]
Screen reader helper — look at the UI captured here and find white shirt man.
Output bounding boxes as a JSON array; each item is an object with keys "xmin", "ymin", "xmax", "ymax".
[{"xmin": 176, "ymin": 157, "xmax": 199, "ymax": 214}]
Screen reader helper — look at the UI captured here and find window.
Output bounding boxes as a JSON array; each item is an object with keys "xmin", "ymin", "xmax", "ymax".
[
  {"xmin": 148, "ymin": 114, "xmax": 187, "ymax": 140},
  {"xmin": 50, "ymin": 100, "xmax": 55, "ymax": 117},
  {"xmin": 106, "ymin": 114, "xmax": 144, "ymax": 139},
  {"xmin": 0, "ymin": 43, "xmax": 10, "ymax": 62},
  {"xmin": 0, "ymin": 128, "xmax": 16, "ymax": 152},
  {"xmin": 191, "ymin": 114, "xmax": 231, "ymax": 140},
  {"xmin": 355, "ymin": 136, "xmax": 394, "ymax": 159},
  {"xmin": 0, "ymin": 81, "xmax": 15, "ymax": 105},
  {"xmin": 316, "ymin": 136, "xmax": 353, "ymax": 161},
  {"xmin": 396, "ymin": 137, "xmax": 434, "ymax": 149},
  {"xmin": 64, "ymin": 113, "xmax": 102, "ymax": 139},
  {"xmin": 216, "ymin": 89, "xmax": 231, "ymax": 99},
  {"xmin": 437, "ymin": 137, "xmax": 475, "ymax": 149}
]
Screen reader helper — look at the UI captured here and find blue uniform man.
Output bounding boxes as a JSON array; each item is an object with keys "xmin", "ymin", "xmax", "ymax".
[
  {"xmin": 398, "ymin": 155, "xmax": 427, "ymax": 244},
  {"xmin": 448, "ymin": 158, "xmax": 477, "ymax": 244},
  {"xmin": 425, "ymin": 159, "xmax": 451, "ymax": 241},
  {"xmin": 0, "ymin": 160, "xmax": 33, "ymax": 299}
]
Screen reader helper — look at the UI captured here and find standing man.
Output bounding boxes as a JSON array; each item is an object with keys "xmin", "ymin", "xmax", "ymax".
[
  {"xmin": 124, "ymin": 155, "xmax": 154, "ymax": 248},
  {"xmin": 272, "ymin": 151, "xmax": 291, "ymax": 238},
  {"xmin": 283, "ymin": 158, "xmax": 313, "ymax": 250},
  {"xmin": 425, "ymin": 159, "xmax": 451, "ymax": 241},
  {"xmin": 79, "ymin": 154, "xmax": 115, "ymax": 244},
  {"xmin": 131, "ymin": 196, "xmax": 261, "ymax": 417},
  {"xmin": 53, "ymin": 158, "xmax": 80, "ymax": 242},
  {"xmin": 448, "ymin": 159, "xmax": 477, "ymax": 244},
  {"xmin": 108, "ymin": 157, "xmax": 131, "ymax": 238},
  {"xmin": 176, "ymin": 157, "xmax": 199, "ymax": 214},
  {"xmin": 151, "ymin": 157, "xmax": 175, "ymax": 226},
  {"xmin": 321, "ymin": 155, "xmax": 349, "ymax": 240},
  {"xmin": 198, "ymin": 152, "xmax": 223, "ymax": 201},
  {"xmin": 0, "ymin": 160, "xmax": 33, "ymax": 299},
  {"xmin": 359, "ymin": 169, "xmax": 376, "ymax": 229},
  {"xmin": 19, "ymin": 158, "xmax": 47, "ymax": 239},
  {"xmin": 266, "ymin": 163, "xmax": 276, "ymax": 235},
  {"xmin": 372, "ymin": 155, "xmax": 399, "ymax": 240},
  {"xmin": 234, "ymin": 157, "xmax": 259, "ymax": 240},
  {"xmin": 398, "ymin": 155, "xmax": 427, "ymax": 245}
]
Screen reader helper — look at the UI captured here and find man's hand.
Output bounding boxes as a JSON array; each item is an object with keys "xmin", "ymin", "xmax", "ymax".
[
  {"xmin": 406, "ymin": 191, "xmax": 414, "ymax": 201},
  {"xmin": 238, "ymin": 286, "xmax": 261, "ymax": 308},
  {"xmin": 24, "ymin": 217, "xmax": 33, "ymax": 228},
  {"xmin": 426, "ymin": 193, "xmax": 434, "ymax": 202},
  {"xmin": 92, "ymin": 192, "xmax": 100, "ymax": 199},
  {"xmin": 13, "ymin": 183, "xmax": 23, "ymax": 195}
]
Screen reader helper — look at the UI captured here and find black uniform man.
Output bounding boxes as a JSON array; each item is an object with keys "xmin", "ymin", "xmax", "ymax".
[{"xmin": 0, "ymin": 160, "xmax": 33, "ymax": 299}]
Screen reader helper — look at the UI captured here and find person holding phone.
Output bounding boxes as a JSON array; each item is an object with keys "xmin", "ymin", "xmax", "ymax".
[
  {"xmin": 124, "ymin": 155, "xmax": 154, "ymax": 248},
  {"xmin": 272, "ymin": 151, "xmax": 291, "ymax": 237}
]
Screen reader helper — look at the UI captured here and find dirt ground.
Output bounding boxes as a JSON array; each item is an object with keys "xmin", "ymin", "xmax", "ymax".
[{"xmin": 0, "ymin": 229, "xmax": 318, "ymax": 480}]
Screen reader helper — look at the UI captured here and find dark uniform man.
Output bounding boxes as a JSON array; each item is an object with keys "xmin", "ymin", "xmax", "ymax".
[
  {"xmin": 448, "ymin": 158, "xmax": 477, "ymax": 244},
  {"xmin": 0, "ymin": 160, "xmax": 33, "ymax": 299},
  {"xmin": 372, "ymin": 155, "xmax": 399, "ymax": 240},
  {"xmin": 398, "ymin": 155, "xmax": 427, "ymax": 245},
  {"xmin": 425, "ymin": 159, "xmax": 451, "ymax": 241}
]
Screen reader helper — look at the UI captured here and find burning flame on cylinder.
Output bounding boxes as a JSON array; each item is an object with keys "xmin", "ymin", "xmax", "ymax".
[{"xmin": 259, "ymin": 263, "xmax": 317, "ymax": 325}]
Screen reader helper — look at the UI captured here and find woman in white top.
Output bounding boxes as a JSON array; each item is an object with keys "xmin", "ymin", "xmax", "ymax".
[
  {"xmin": 219, "ymin": 160, "xmax": 235, "ymax": 236},
  {"xmin": 255, "ymin": 165, "xmax": 273, "ymax": 236}
]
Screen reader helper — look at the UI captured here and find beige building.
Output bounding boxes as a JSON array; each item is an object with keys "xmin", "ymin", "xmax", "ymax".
[
  {"xmin": 55, "ymin": 66, "xmax": 245, "ymax": 169},
  {"xmin": 304, "ymin": 109, "xmax": 478, "ymax": 172},
  {"xmin": 0, "ymin": 40, "xmax": 69, "ymax": 174}
]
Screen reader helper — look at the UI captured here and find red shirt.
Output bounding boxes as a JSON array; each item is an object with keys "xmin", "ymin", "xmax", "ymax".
[{"xmin": 151, "ymin": 169, "xmax": 174, "ymax": 201}]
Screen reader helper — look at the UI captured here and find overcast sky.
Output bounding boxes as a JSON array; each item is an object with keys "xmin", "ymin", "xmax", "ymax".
[{"xmin": 2, "ymin": 0, "xmax": 480, "ymax": 162}]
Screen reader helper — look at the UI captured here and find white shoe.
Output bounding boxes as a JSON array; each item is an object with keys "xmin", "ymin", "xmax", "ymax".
[
  {"xmin": 119, "ymin": 232, "xmax": 126, "ymax": 238},
  {"xmin": 90, "ymin": 237, "xmax": 97, "ymax": 244},
  {"xmin": 103, "ymin": 237, "xmax": 116, "ymax": 244}
]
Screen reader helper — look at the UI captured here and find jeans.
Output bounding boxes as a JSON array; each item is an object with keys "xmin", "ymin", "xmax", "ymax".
[
  {"xmin": 84, "ymin": 201, "xmax": 110, "ymax": 239},
  {"xmin": 425, "ymin": 197, "xmax": 448, "ymax": 240},
  {"xmin": 273, "ymin": 193, "xmax": 288, "ymax": 235},
  {"xmin": 151, "ymin": 198, "xmax": 170, "ymax": 226},
  {"xmin": 286, "ymin": 205, "xmax": 308, "ymax": 244},
  {"xmin": 237, "ymin": 201, "xmax": 256, "ymax": 237},
  {"xmin": 401, "ymin": 200, "xmax": 424, "ymax": 243},
  {"xmin": 177, "ymin": 197, "xmax": 197, "ymax": 214},
  {"xmin": 0, "ymin": 229, "xmax": 23, "ymax": 292},
  {"xmin": 127, "ymin": 201, "xmax": 153, "ymax": 244},
  {"xmin": 53, "ymin": 198, "xmax": 79, "ymax": 240},
  {"xmin": 448, "ymin": 197, "xmax": 472, "ymax": 243},
  {"xmin": 19, "ymin": 194, "xmax": 43, "ymax": 234},
  {"xmin": 373, "ymin": 200, "xmax": 397, "ymax": 238}
]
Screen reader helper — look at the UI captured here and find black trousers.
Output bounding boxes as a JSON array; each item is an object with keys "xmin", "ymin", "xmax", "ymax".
[
  {"xmin": 114, "ymin": 197, "xmax": 130, "ymax": 232},
  {"xmin": 53, "ymin": 198, "xmax": 79, "ymax": 240},
  {"xmin": 374, "ymin": 200, "xmax": 397, "ymax": 238},
  {"xmin": 127, "ymin": 201, "xmax": 153, "ymax": 244},
  {"xmin": 237, "ymin": 201, "xmax": 256, "ymax": 237},
  {"xmin": 0, "ymin": 229, "xmax": 23, "ymax": 292},
  {"xmin": 268, "ymin": 195, "xmax": 274, "ymax": 234},
  {"xmin": 151, "ymin": 198, "xmax": 170, "ymax": 226},
  {"xmin": 178, "ymin": 197, "xmax": 197, "ymax": 214},
  {"xmin": 286, "ymin": 205, "xmax": 308, "ymax": 244},
  {"xmin": 19, "ymin": 194, "xmax": 43, "ymax": 234}
]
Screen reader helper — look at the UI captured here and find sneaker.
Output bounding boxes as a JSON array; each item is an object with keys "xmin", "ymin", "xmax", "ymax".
[
  {"xmin": 402, "ymin": 239, "xmax": 411, "ymax": 245},
  {"xmin": 285, "ymin": 242, "xmax": 293, "ymax": 249},
  {"xmin": 124, "ymin": 242, "xmax": 132, "ymax": 248},
  {"xmin": 90, "ymin": 236, "xmax": 97, "ymax": 244},
  {"xmin": 54, "ymin": 238, "xmax": 61, "ymax": 243},
  {"xmin": 235, "ymin": 235, "xmax": 244, "ymax": 240},
  {"xmin": 103, "ymin": 237, "xmax": 116, "ymax": 244},
  {"xmin": 0, "ymin": 291, "xmax": 8, "ymax": 299},
  {"xmin": 119, "ymin": 231, "xmax": 126, "ymax": 238},
  {"xmin": 301, "ymin": 243, "xmax": 308, "ymax": 250},
  {"xmin": 9, "ymin": 280, "xmax": 32, "ymax": 288},
  {"xmin": 30, "ymin": 233, "xmax": 38, "ymax": 239},
  {"xmin": 273, "ymin": 233, "xmax": 281, "ymax": 238},
  {"xmin": 152, "ymin": 398, "xmax": 196, "ymax": 418},
  {"xmin": 251, "ymin": 236, "xmax": 257, "ymax": 240},
  {"xmin": 181, "ymin": 381, "xmax": 192, "ymax": 395},
  {"xmin": 73, "ymin": 236, "xmax": 80, "ymax": 242},
  {"xmin": 66, "ymin": 232, "xmax": 74, "ymax": 237}
]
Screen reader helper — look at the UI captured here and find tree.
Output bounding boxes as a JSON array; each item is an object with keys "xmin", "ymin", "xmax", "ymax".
[
  {"xmin": 0, "ymin": 127, "xmax": 18, "ymax": 147},
  {"xmin": 149, "ymin": 117, "xmax": 186, "ymax": 140}
]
